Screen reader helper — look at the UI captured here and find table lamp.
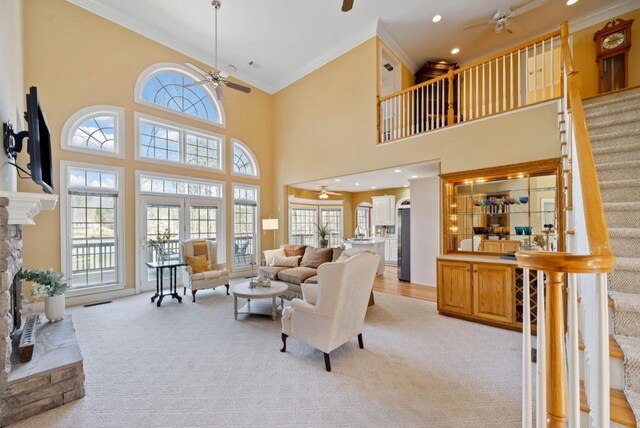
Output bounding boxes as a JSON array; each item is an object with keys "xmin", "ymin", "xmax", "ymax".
[{"xmin": 262, "ymin": 218, "xmax": 279, "ymax": 249}]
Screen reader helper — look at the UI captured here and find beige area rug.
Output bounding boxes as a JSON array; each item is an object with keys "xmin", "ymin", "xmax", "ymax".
[{"xmin": 10, "ymin": 285, "xmax": 523, "ymax": 427}]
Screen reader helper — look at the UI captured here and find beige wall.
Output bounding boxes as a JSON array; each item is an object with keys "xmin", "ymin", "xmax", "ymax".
[
  {"xmin": 19, "ymin": 0, "xmax": 274, "ymax": 293},
  {"xmin": 573, "ymin": 8, "xmax": 640, "ymax": 98},
  {"xmin": 0, "ymin": 0, "xmax": 23, "ymax": 192}
]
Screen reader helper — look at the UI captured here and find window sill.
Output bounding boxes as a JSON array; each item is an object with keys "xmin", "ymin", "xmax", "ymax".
[{"xmin": 66, "ymin": 283, "xmax": 125, "ymax": 298}]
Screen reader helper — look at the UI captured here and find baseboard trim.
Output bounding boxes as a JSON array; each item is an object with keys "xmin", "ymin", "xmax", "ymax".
[{"xmin": 25, "ymin": 288, "xmax": 136, "ymax": 313}]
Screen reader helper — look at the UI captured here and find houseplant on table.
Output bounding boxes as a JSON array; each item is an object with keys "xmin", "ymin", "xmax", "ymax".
[
  {"xmin": 18, "ymin": 268, "xmax": 69, "ymax": 322},
  {"xmin": 314, "ymin": 221, "xmax": 330, "ymax": 248}
]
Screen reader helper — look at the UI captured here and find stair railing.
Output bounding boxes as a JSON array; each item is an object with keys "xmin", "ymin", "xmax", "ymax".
[{"xmin": 519, "ymin": 21, "xmax": 616, "ymax": 428}]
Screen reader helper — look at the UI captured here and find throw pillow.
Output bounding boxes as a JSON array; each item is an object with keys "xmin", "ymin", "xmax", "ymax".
[
  {"xmin": 185, "ymin": 255, "xmax": 209, "ymax": 274},
  {"xmin": 284, "ymin": 244, "xmax": 306, "ymax": 257},
  {"xmin": 332, "ymin": 247, "xmax": 344, "ymax": 262},
  {"xmin": 336, "ymin": 252, "xmax": 351, "ymax": 263},
  {"xmin": 272, "ymin": 255, "xmax": 301, "ymax": 267},
  {"xmin": 300, "ymin": 246, "xmax": 333, "ymax": 269},
  {"xmin": 264, "ymin": 248, "xmax": 286, "ymax": 266},
  {"xmin": 191, "ymin": 241, "xmax": 209, "ymax": 258}
]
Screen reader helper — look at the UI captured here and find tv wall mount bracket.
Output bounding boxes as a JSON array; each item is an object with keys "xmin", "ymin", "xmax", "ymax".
[{"xmin": 3, "ymin": 121, "xmax": 27, "ymax": 160}]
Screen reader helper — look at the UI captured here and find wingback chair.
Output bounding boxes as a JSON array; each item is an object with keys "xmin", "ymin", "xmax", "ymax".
[
  {"xmin": 180, "ymin": 239, "xmax": 229, "ymax": 302},
  {"xmin": 280, "ymin": 252, "xmax": 379, "ymax": 371}
]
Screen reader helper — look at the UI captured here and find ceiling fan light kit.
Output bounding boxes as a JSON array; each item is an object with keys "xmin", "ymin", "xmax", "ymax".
[{"xmin": 463, "ymin": 0, "xmax": 548, "ymax": 34}]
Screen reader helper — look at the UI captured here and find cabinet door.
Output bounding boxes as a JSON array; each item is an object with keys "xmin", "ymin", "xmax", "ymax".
[
  {"xmin": 437, "ymin": 261, "xmax": 472, "ymax": 315},
  {"xmin": 387, "ymin": 196, "xmax": 396, "ymax": 225},
  {"xmin": 482, "ymin": 240, "xmax": 502, "ymax": 253},
  {"xmin": 372, "ymin": 197, "xmax": 384, "ymax": 225},
  {"xmin": 472, "ymin": 264, "xmax": 514, "ymax": 324}
]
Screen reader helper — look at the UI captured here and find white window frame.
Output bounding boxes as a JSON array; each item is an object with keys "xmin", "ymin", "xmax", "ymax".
[
  {"xmin": 60, "ymin": 105, "xmax": 125, "ymax": 158},
  {"xmin": 319, "ymin": 206, "xmax": 344, "ymax": 247},
  {"xmin": 231, "ymin": 139, "xmax": 260, "ymax": 179},
  {"xmin": 134, "ymin": 112, "xmax": 225, "ymax": 173},
  {"xmin": 60, "ymin": 160, "xmax": 126, "ymax": 297},
  {"xmin": 232, "ymin": 183, "xmax": 260, "ymax": 271},
  {"xmin": 134, "ymin": 62, "xmax": 226, "ymax": 128},
  {"xmin": 287, "ymin": 203, "xmax": 343, "ymax": 247}
]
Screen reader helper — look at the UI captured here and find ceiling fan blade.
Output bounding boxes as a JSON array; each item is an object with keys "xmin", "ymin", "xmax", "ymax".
[
  {"xmin": 185, "ymin": 62, "xmax": 209, "ymax": 77},
  {"xmin": 225, "ymin": 81, "xmax": 252, "ymax": 94},
  {"xmin": 511, "ymin": 0, "xmax": 547, "ymax": 17},
  {"xmin": 183, "ymin": 80, "xmax": 209, "ymax": 88},
  {"xmin": 463, "ymin": 19, "xmax": 493, "ymax": 31},
  {"xmin": 342, "ymin": 0, "xmax": 353, "ymax": 12},
  {"xmin": 327, "ymin": 191, "xmax": 342, "ymax": 196},
  {"xmin": 215, "ymin": 85, "xmax": 225, "ymax": 101}
]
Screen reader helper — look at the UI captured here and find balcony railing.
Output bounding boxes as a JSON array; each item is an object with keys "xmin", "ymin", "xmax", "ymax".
[{"xmin": 378, "ymin": 30, "xmax": 562, "ymax": 144}]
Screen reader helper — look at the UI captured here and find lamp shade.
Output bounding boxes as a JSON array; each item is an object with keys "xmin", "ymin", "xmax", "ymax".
[{"xmin": 262, "ymin": 218, "xmax": 279, "ymax": 231}]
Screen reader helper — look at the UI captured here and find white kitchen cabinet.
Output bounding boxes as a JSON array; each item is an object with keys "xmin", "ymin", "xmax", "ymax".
[
  {"xmin": 372, "ymin": 195, "xmax": 396, "ymax": 226},
  {"xmin": 385, "ymin": 237, "xmax": 398, "ymax": 264}
]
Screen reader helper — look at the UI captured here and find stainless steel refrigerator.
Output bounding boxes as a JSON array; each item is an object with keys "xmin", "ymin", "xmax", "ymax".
[{"xmin": 397, "ymin": 207, "xmax": 411, "ymax": 282}]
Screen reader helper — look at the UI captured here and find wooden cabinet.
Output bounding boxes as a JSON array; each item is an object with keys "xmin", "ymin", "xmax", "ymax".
[
  {"xmin": 479, "ymin": 239, "xmax": 521, "ymax": 253},
  {"xmin": 437, "ymin": 261, "xmax": 472, "ymax": 315},
  {"xmin": 372, "ymin": 195, "xmax": 396, "ymax": 226},
  {"xmin": 438, "ymin": 258, "xmax": 521, "ymax": 330}
]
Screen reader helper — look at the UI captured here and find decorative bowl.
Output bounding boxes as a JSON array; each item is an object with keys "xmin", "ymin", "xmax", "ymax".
[
  {"xmin": 519, "ymin": 196, "xmax": 529, "ymax": 204},
  {"xmin": 523, "ymin": 226, "xmax": 533, "ymax": 235}
]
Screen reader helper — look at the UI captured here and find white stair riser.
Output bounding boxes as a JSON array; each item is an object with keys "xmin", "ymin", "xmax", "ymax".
[
  {"xmin": 601, "ymin": 186, "xmax": 640, "ymax": 203},
  {"xmin": 579, "ymin": 349, "xmax": 625, "ymax": 390},
  {"xmin": 595, "ymin": 148, "xmax": 640, "ymax": 164}
]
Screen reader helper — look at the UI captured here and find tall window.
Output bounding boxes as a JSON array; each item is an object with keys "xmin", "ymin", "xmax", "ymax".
[
  {"xmin": 61, "ymin": 106, "xmax": 125, "ymax": 158},
  {"xmin": 232, "ymin": 140, "xmax": 259, "ymax": 177},
  {"xmin": 233, "ymin": 185, "xmax": 259, "ymax": 268},
  {"xmin": 289, "ymin": 205, "xmax": 343, "ymax": 247},
  {"xmin": 190, "ymin": 206, "xmax": 218, "ymax": 240},
  {"xmin": 136, "ymin": 64, "xmax": 224, "ymax": 126},
  {"xmin": 61, "ymin": 162, "xmax": 124, "ymax": 290},
  {"xmin": 136, "ymin": 113, "xmax": 224, "ymax": 171},
  {"xmin": 356, "ymin": 206, "xmax": 371, "ymax": 237}
]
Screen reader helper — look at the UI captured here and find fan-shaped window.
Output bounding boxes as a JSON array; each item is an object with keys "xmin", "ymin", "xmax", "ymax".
[
  {"xmin": 61, "ymin": 106, "xmax": 125, "ymax": 158},
  {"xmin": 232, "ymin": 140, "xmax": 259, "ymax": 178},
  {"xmin": 136, "ymin": 63, "xmax": 224, "ymax": 126}
]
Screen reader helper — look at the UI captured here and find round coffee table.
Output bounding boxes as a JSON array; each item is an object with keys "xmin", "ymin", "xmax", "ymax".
[{"xmin": 232, "ymin": 281, "xmax": 288, "ymax": 320}]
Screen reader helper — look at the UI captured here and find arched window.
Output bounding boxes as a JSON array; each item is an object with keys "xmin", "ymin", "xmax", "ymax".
[
  {"xmin": 61, "ymin": 105, "xmax": 125, "ymax": 158},
  {"xmin": 232, "ymin": 140, "xmax": 259, "ymax": 178},
  {"xmin": 135, "ymin": 63, "xmax": 225, "ymax": 126}
]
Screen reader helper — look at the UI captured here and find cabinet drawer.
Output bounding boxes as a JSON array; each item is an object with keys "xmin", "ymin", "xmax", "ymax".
[
  {"xmin": 437, "ymin": 261, "xmax": 472, "ymax": 315},
  {"xmin": 472, "ymin": 263, "xmax": 514, "ymax": 324}
]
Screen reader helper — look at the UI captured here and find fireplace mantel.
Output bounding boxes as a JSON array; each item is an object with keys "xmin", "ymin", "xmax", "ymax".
[{"xmin": 0, "ymin": 191, "xmax": 58, "ymax": 225}]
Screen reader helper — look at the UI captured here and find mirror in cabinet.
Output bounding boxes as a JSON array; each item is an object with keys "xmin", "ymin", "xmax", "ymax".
[{"xmin": 441, "ymin": 158, "xmax": 563, "ymax": 255}]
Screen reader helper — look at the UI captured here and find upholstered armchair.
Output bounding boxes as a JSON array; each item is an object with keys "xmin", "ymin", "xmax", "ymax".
[
  {"xmin": 180, "ymin": 240, "xmax": 229, "ymax": 302},
  {"xmin": 280, "ymin": 252, "xmax": 379, "ymax": 371}
]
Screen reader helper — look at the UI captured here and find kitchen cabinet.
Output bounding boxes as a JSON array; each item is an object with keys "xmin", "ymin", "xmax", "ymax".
[
  {"xmin": 385, "ymin": 237, "xmax": 398, "ymax": 264},
  {"xmin": 372, "ymin": 195, "xmax": 396, "ymax": 226}
]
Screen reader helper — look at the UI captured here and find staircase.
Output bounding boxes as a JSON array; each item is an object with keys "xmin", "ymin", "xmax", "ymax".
[{"xmin": 586, "ymin": 87, "xmax": 640, "ymax": 426}]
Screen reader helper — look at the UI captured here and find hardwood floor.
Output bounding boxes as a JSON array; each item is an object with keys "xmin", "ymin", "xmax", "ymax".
[{"xmin": 374, "ymin": 266, "xmax": 437, "ymax": 303}]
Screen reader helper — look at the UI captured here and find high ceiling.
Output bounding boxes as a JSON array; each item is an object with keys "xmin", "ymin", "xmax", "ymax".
[
  {"xmin": 69, "ymin": 0, "xmax": 635, "ymax": 93},
  {"xmin": 290, "ymin": 161, "xmax": 440, "ymax": 193}
]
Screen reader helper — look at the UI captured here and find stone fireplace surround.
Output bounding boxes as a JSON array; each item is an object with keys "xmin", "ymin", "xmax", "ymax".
[{"xmin": 0, "ymin": 193, "xmax": 85, "ymax": 426}]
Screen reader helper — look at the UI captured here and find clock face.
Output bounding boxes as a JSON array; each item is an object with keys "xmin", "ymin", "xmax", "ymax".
[{"xmin": 603, "ymin": 32, "xmax": 625, "ymax": 50}]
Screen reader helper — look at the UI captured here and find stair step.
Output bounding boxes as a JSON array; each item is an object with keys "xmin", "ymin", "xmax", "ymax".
[
  {"xmin": 610, "ymin": 257, "xmax": 640, "ymax": 294},
  {"xmin": 605, "ymin": 203, "xmax": 640, "ymax": 229},
  {"xmin": 589, "ymin": 122, "xmax": 640, "ymax": 142},
  {"xmin": 600, "ymin": 180, "xmax": 640, "ymax": 203},
  {"xmin": 610, "ymin": 228, "xmax": 640, "ymax": 258},
  {"xmin": 584, "ymin": 89, "xmax": 640, "ymax": 110},
  {"xmin": 596, "ymin": 161, "xmax": 640, "ymax": 182},
  {"xmin": 580, "ymin": 381, "xmax": 636, "ymax": 427},
  {"xmin": 594, "ymin": 143, "xmax": 640, "ymax": 164},
  {"xmin": 579, "ymin": 334, "xmax": 624, "ymax": 359},
  {"xmin": 585, "ymin": 102, "xmax": 640, "ymax": 119},
  {"xmin": 588, "ymin": 113, "xmax": 640, "ymax": 132}
]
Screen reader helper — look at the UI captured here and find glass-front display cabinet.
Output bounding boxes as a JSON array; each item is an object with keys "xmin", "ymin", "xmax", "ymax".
[{"xmin": 441, "ymin": 159, "xmax": 564, "ymax": 255}]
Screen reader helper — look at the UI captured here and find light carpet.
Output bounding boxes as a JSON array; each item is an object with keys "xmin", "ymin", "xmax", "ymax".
[{"xmin": 10, "ymin": 285, "xmax": 523, "ymax": 427}]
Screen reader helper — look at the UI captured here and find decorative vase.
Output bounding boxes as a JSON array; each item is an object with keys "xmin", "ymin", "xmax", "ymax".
[
  {"xmin": 319, "ymin": 239, "xmax": 329, "ymax": 248},
  {"xmin": 44, "ymin": 294, "xmax": 65, "ymax": 322}
]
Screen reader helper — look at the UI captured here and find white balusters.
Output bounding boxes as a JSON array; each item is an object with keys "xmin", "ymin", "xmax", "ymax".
[
  {"xmin": 536, "ymin": 270, "xmax": 547, "ymax": 428},
  {"xmin": 567, "ymin": 272, "xmax": 580, "ymax": 427},
  {"xmin": 523, "ymin": 267, "xmax": 533, "ymax": 428}
]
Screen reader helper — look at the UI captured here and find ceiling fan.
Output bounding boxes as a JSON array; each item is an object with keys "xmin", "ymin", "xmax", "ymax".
[
  {"xmin": 463, "ymin": 0, "xmax": 548, "ymax": 34},
  {"xmin": 342, "ymin": 0, "xmax": 354, "ymax": 12},
  {"xmin": 184, "ymin": 1, "xmax": 251, "ymax": 100},
  {"xmin": 318, "ymin": 186, "xmax": 342, "ymax": 200}
]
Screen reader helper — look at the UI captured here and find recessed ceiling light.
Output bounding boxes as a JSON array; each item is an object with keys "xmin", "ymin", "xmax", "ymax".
[
  {"xmin": 355, "ymin": 183, "xmax": 360, "ymax": 186},
  {"xmin": 371, "ymin": 186, "xmax": 377, "ymax": 189},
  {"xmin": 566, "ymin": 0, "xmax": 578, "ymax": 5},
  {"xmin": 334, "ymin": 179, "xmax": 341, "ymax": 182},
  {"xmin": 432, "ymin": 15, "xmax": 442, "ymax": 23},
  {"xmin": 451, "ymin": 48, "xmax": 460, "ymax": 55},
  {"xmin": 411, "ymin": 175, "xmax": 418, "ymax": 179},
  {"xmin": 394, "ymin": 169, "xmax": 402, "ymax": 173}
]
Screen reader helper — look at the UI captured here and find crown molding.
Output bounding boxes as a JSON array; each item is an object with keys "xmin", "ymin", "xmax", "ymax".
[
  {"xmin": 66, "ymin": 0, "xmax": 275, "ymax": 94},
  {"xmin": 569, "ymin": 0, "xmax": 639, "ymax": 32},
  {"xmin": 376, "ymin": 21, "xmax": 419, "ymax": 74},
  {"xmin": 0, "ymin": 192, "xmax": 58, "ymax": 226}
]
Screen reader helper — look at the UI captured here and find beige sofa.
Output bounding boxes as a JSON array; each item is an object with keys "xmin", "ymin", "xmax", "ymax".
[{"xmin": 258, "ymin": 245, "xmax": 344, "ymax": 300}]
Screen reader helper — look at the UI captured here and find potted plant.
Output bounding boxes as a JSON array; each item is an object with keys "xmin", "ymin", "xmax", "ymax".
[
  {"xmin": 314, "ymin": 221, "xmax": 330, "ymax": 248},
  {"xmin": 18, "ymin": 268, "xmax": 69, "ymax": 322}
]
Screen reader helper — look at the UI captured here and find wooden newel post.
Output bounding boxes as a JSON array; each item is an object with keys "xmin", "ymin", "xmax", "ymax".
[
  {"xmin": 546, "ymin": 270, "xmax": 568, "ymax": 428},
  {"xmin": 447, "ymin": 69, "xmax": 455, "ymax": 126}
]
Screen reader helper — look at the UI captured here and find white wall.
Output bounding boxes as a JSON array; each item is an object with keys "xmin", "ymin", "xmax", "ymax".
[
  {"xmin": 410, "ymin": 175, "xmax": 440, "ymax": 286},
  {"xmin": 0, "ymin": 0, "xmax": 23, "ymax": 192}
]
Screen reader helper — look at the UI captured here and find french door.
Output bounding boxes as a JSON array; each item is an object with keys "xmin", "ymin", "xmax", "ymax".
[{"xmin": 138, "ymin": 196, "xmax": 221, "ymax": 292}]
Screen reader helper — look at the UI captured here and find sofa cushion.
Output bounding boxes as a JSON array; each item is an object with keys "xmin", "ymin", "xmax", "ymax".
[
  {"xmin": 284, "ymin": 244, "xmax": 306, "ymax": 258},
  {"xmin": 264, "ymin": 248, "xmax": 286, "ymax": 266},
  {"xmin": 277, "ymin": 267, "xmax": 317, "ymax": 285},
  {"xmin": 300, "ymin": 247, "xmax": 333, "ymax": 269},
  {"xmin": 332, "ymin": 247, "xmax": 344, "ymax": 262},
  {"xmin": 185, "ymin": 255, "xmax": 209, "ymax": 274},
  {"xmin": 272, "ymin": 255, "xmax": 301, "ymax": 267},
  {"xmin": 304, "ymin": 275, "xmax": 318, "ymax": 284},
  {"xmin": 191, "ymin": 269, "xmax": 228, "ymax": 281},
  {"xmin": 258, "ymin": 266, "xmax": 288, "ymax": 280}
]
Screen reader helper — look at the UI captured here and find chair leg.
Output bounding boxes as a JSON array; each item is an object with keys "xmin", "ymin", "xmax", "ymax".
[
  {"xmin": 225, "ymin": 284, "xmax": 230, "ymax": 295},
  {"xmin": 280, "ymin": 333, "xmax": 288, "ymax": 352},
  {"xmin": 358, "ymin": 333, "xmax": 364, "ymax": 349},
  {"xmin": 191, "ymin": 289, "xmax": 197, "ymax": 302},
  {"xmin": 324, "ymin": 353, "xmax": 331, "ymax": 372},
  {"xmin": 183, "ymin": 286, "xmax": 186, "ymax": 296}
]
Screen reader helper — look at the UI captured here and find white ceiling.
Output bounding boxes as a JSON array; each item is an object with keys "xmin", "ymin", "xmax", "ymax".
[
  {"xmin": 290, "ymin": 161, "xmax": 440, "ymax": 193},
  {"xmin": 68, "ymin": 0, "xmax": 637, "ymax": 93}
]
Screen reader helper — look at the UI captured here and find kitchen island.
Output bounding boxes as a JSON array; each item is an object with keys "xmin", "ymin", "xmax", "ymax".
[{"xmin": 344, "ymin": 238, "xmax": 386, "ymax": 276}]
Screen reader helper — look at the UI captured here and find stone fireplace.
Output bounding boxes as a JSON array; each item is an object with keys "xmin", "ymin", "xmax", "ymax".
[{"xmin": 0, "ymin": 193, "xmax": 85, "ymax": 426}]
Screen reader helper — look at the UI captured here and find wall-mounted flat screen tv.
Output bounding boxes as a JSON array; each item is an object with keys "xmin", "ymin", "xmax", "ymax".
[{"xmin": 25, "ymin": 87, "xmax": 53, "ymax": 194}]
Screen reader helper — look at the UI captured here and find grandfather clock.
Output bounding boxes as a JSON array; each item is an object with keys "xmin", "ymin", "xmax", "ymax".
[{"xmin": 594, "ymin": 18, "xmax": 633, "ymax": 94}]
